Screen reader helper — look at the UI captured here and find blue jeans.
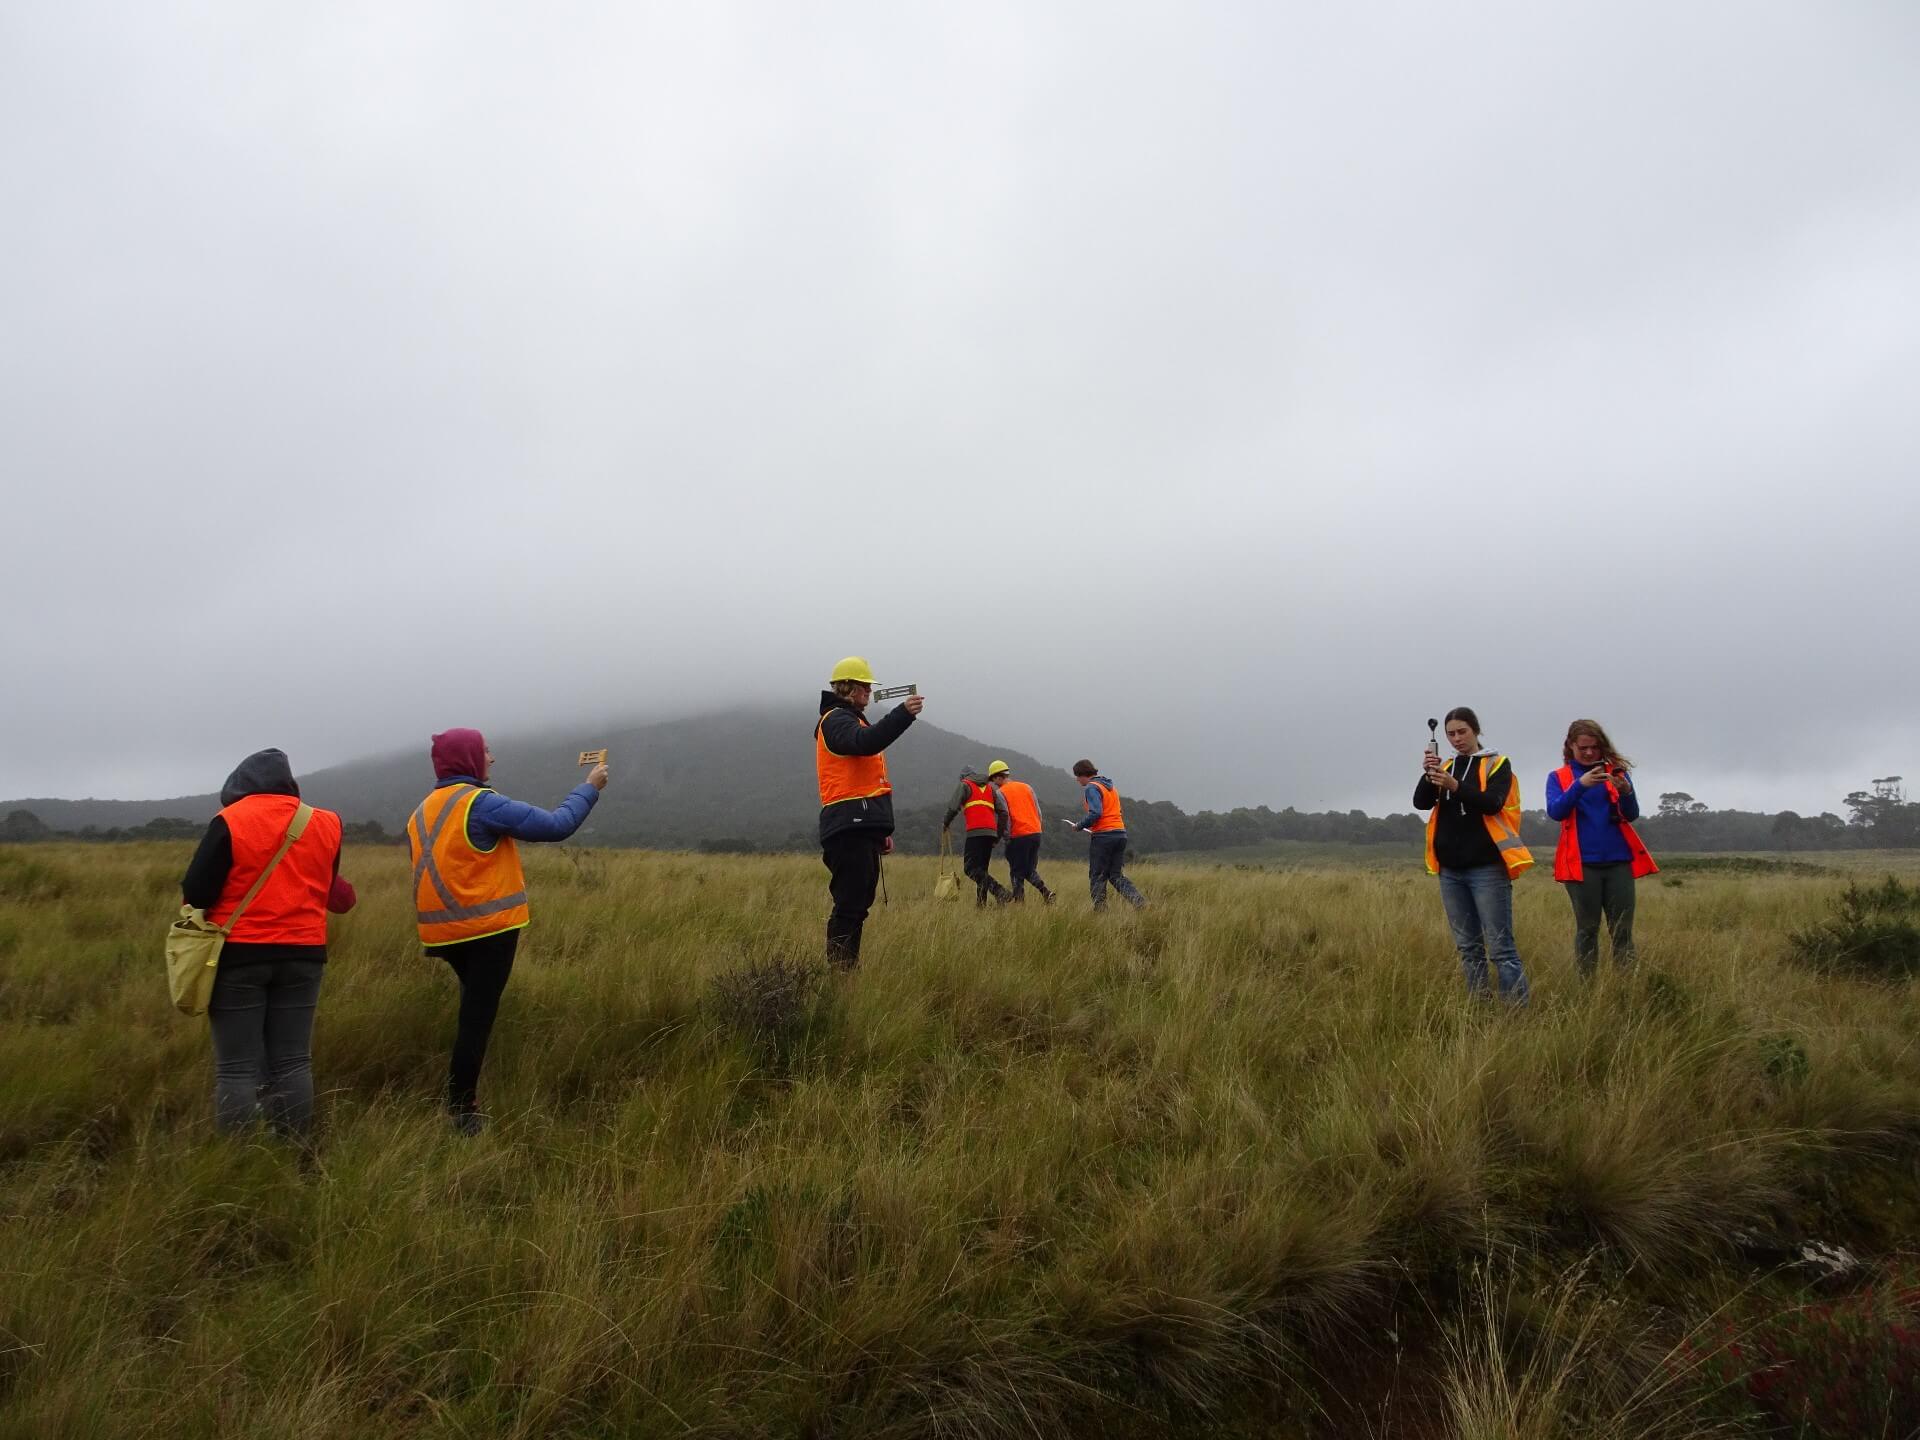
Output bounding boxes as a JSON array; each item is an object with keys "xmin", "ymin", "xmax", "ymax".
[
  {"xmin": 1437, "ymin": 866, "xmax": 1529, "ymax": 1004},
  {"xmin": 206, "ymin": 958, "xmax": 326, "ymax": 1134}
]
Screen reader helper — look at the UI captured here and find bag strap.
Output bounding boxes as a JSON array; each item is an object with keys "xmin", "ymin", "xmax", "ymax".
[{"xmin": 221, "ymin": 802, "xmax": 314, "ymax": 935}]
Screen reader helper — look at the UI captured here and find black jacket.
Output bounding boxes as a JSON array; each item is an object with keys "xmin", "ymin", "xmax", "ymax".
[
  {"xmin": 1414, "ymin": 753, "xmax": 1515, "ymax": 872},
  {"xmin": 816, "ymin": 691, "xmax": 916, "ymax": 844}
]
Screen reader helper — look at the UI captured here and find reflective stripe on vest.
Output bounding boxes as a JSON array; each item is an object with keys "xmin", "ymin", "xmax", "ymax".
[
  {"xmin": 1423, "ymin": 755, "xmax": 1534, "ymax": 879},
  {"xmin": 1551, "ymin": 765, "xmax": 1659, "ymax": 883},
  {"xmin": 209, "ymin": 793, "xmax": 341, "ymax": 945},
  {"xmin": 1086, "ymin": 780, "xmax": 1125, "ymax": 834},
  {"xmin": 816, "ymin": 712, "xmax": 891, "ymax": 807},
  {"xmin": 962, "ymin": 778, "xmax": 998, "ymax": 832},
  {"xmin": 407, "ymin": 784, "xmax": 530, "ymax": 946},
  {"xmin": 1000, "ymin": 781, "xmax": 1042, "ymax": 837}
]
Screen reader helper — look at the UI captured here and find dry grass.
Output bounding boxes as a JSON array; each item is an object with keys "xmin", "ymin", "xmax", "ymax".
[{"xmin": 2, "ymin": 843, "xmax": 1918, "ymax": 1438}]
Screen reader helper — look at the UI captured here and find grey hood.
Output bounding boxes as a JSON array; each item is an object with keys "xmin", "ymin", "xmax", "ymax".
[{"xmin": 219, "ymin": 748, "xmax": 300, "ymax": 806}]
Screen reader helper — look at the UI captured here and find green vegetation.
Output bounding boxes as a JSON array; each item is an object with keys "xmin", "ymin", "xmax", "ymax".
[{"xmin": 3, "ymin": 843, "xmax": 1920, "ymax": 1438}]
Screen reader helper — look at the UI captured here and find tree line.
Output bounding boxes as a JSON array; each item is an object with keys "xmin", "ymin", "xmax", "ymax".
[{"xmin": 12, "ymin": 775, "xmax": 1914, "ymax": 859}]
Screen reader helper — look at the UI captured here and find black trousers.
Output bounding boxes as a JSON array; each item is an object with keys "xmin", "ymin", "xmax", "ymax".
[
  {"xmin": 428, "ymin": 929, "xmax": 520, "ymax": 1113},
  {"xmin": 963, "ymin": 833, "xmax": 1012, "ymax": 906},
  {"xmin": 822, "ymin": 831, "xmax": 885, "ymax": 966},
  {"xmin": 1004, "ymin": 835, "xmax": 1051, "ymax": 900}
]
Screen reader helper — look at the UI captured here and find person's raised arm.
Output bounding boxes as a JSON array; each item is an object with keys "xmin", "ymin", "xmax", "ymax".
[
  {"xmin": 821, "ymin": 703, "xmax": 916, "ymax": 759},
  {"xmin": 470, "ymin": 780, "xmax": 602, "ymax": 845},
  {"xmin": 1616, "ymin": 772, "xmax": 1641, "ymax": 822}
]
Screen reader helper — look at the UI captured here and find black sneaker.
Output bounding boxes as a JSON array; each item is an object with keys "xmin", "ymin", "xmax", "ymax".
[{"xmin": 449, "ymin": 1109, "xmax": 489, "ymax": 1138}]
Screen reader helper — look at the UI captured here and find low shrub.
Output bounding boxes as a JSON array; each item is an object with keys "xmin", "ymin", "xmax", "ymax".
[
  {"xmin": 1679, "ymin": 1265, "xmax": 1920, "ymax": 1438},
  {"xmin": 1790, "ymin": 876, "xmax": 1920, "ymax": 980},
  {"xmin": 706, "ymin": 950, "xmax": 824, "ymax": 1071}
]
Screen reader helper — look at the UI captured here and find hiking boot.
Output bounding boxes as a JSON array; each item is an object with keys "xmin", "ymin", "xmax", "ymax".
[{"xmin": 449, "ymin": 1109, "xmax": 490, "ymax": 1138}]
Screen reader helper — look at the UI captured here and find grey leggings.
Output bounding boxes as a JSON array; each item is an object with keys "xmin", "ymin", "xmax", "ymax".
[
  {"xmin": 1564, "ymin": 862, "xmax": 1637, "ymax": 975},
  {"xmin": 206, "ymin": 958, "xmax": 325, "ymax": 1135}
]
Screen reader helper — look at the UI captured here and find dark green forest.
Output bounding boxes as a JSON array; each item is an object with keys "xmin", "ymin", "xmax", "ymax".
[{"xmin": 4, "ymin": 736, "xmax": 1913, "ymax": 860}]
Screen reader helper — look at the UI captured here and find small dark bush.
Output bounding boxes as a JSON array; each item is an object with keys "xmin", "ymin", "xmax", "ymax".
[
  {"xmin": 1790, "ymin": 876, "xmax": 1920, "ymax": 980},
  {"xmin": 706, "ymin": 952, "xmax": 824, "ymax": 1071},
  {"xmin": 1661, "ymin": 856, "xmax": 1832, "ymax": 876}
]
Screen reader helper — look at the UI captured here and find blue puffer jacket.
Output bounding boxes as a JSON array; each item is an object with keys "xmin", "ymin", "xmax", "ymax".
[{"xmin": 434, "ymin": 774, "xmax": 600, "ymax": 849}]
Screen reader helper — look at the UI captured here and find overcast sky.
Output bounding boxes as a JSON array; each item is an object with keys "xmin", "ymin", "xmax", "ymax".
[{"xmin": 3, "ymin": 2, "xmax": 1915, "ymax": 818}]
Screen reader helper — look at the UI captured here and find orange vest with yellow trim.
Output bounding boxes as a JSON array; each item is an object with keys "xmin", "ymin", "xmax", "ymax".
[
  {"xmin": 1086, "ymin": 779, "xmax": 1125, "ymax": 834},
  {"xmin": 816, "ymin": 711, "xmax": 891, "ymax": 807},
  {"xmin": 1423, "ymin": 754, "xmax": 1534, "ymax": 879},
  {"xmin": 407, "ymin": 784, "xmax": 531, "ymax": 947},
  {"xmin": 1551, "ymin": 765, "xmax": 1658, "ymax": 882},
  {"xmin": 209, "ymin": 793, "xmax": 341, "ymax": 945},
  {"xmin": 1000, "ymin": 781, "xmax": 1042, "ymax": 837},
  {"xmin": 961, "ymin": 778, "xmax": 999, "ymax": 833}
]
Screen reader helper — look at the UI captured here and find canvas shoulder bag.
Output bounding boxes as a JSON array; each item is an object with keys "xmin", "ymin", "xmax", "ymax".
[
  {"xmin": 166, "ymin": 802, "xmax": 314, "ymax": 1016},
  {"xmin": 933, "ymin": 829, "xmax": 960, "ymax": 902}
]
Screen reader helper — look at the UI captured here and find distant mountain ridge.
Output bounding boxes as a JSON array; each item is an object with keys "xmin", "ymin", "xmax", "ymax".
[{"xmin": 0, "ymin": 706, "xmax": 1095, "ymax": 854}]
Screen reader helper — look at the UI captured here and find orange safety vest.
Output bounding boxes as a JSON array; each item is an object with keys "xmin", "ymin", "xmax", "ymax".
[
  {"xmin": 1085, "ymin": 779, "xmax": 1125, "ymax": 834},
  {"xmin": 1000, "ymin": 781, "xmax": 1042, "ymax": 837},
  {"xmin": 208, "ymin": 793, "xmax": 341, "ymax": 945},
  {"xmin": 816, "ymin": 712, "xmax": 891, "ymax": 807},
  {"xmin": 407, "ymin": 784, "xmax": 531, "ymax": 947},
  {"xmin": 1423, "ymin": 754, "xmax": 1534, "ymax": 879},
  {"xmin": 1551, "ymin": 765, "xmax": 1658, "ymax": 882},
  {"xmin": 961, "ymin": 778, "xmax": 999, "ymax": 833}
]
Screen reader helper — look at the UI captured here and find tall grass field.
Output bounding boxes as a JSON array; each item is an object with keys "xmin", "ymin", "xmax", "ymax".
[{"xmin": 3, "ymin": 842, "xmax": 1919, "ymax": 1439}]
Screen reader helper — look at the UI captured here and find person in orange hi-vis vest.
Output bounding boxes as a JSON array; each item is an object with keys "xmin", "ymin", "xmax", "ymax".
[
  {"xmin": 987, "ymin": 759, "xmax": 1055, "ymax": 904},
  {"xmin": 180, "ymin": 748, "xmax": 356, "ymax": 1137},
  {"xmin": 816, "ymin": 657, "xmax": 923, "ymax": 967},
  {"xmin": 1414, "ymin": 706, "xmax": 1533, "ymax": 1005},
  {"xmin": 408, "ymin": 727, "xmax": 608, "ymax": 1135},
  {"xmin": 942, "ymin": 766, "xmax": 1013, "ymax": 907},
  {"xmin": 1544, "ymin": 718, "xmax": 1657, "ymax": 976},
  {"xmin": 1065, "ymin": 760, "xmax": 1147, "ymax": 911}
]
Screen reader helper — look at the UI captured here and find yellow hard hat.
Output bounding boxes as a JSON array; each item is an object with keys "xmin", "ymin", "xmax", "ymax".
[
  {"xmin": 830, "ymin": 656, "xmax": 876, "ymax": 684},
  {"xmin": 986, "ymin": 759, "xmax": 1010, "ymax": 777}
]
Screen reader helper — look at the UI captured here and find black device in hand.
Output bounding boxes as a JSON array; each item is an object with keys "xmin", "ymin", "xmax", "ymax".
[{"xmin": 1426, "ymin": 718, "xmax": 1441, "ymax": 770}]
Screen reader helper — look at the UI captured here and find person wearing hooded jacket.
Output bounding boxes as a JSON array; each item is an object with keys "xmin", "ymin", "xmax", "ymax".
[
  {"xmin": 180, "ymin": 749, "xmax": 356, "ymax": 1137},
  {"xmin": 1065, "ymin": 761, "xmax": 1148, "ymax": 911},
  {"xmin": 816, "ymin": 657, "xmax": 922, "ymax": 967},
  {"xmin": 408, "ymin": 727, "xmax": 608, "ymax": 1134},
  {"xmin": 942, "ymin": 767, "xmax": 1013, "ymax": 907}
]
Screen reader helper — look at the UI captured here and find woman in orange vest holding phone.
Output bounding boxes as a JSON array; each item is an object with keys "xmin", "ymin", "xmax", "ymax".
[
  {"xmin": 180, "ymin": 749, "xmax": 356, "ymax": 1137},
  {"xmin": 408, "ymin": 728, "xmax": 608, "ymax": 1135},
  {"xmin": 1415, "ymin": 707, "xmax": 1533, "ymax": 1004},
  {"xmin": 1544, "ymin": 719, "xmax": 1657, "ymax": 975}
]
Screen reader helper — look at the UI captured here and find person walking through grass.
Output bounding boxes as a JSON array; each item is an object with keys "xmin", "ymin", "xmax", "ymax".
[
  {"xmin": 1546, "ymin": 718, "xmax": 1657, "ymax": 976},
  {"xmin": 181, "ymin": 748, "xmax": 356, "ymax": 1138},
  {"xmin": 816, "ymin": 656, "xmax": 922, "ymax": 967},
  {"xmin": 408, "ymin": 728, "xmax": 607, "ymax": 1136},
  {"xmin": 1414, "ymin": 707, "xmax": 1533, "ymax": 1004},
  {"xmin": 988, "ymin": 759, "xmax": 1055, "ymax": 904},
  {"xmin": 1066, "ymin": 760, "xmax": 1147, "ymax": 912},
  {"xmin": 942, "ymin": 766, "xmax": 1013, "ymax": 907}
]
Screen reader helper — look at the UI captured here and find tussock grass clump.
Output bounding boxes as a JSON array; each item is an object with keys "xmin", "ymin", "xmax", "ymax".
[
  {"xmin": 1, "ymin": 842, "xmax": 1919, "ymax": 1437},
  {"xmin": 705, "ymin": 949, "xmax": 825, "ymax": 1070}
]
